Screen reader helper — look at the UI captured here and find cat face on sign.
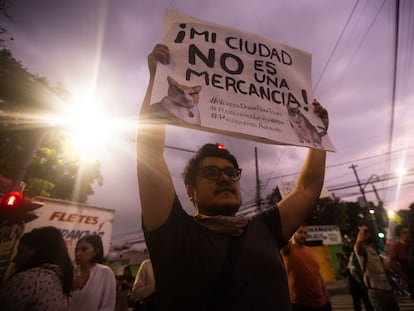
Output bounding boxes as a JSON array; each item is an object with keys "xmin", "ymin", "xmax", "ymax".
[
  {"xmin": 150, "ymin": 76, "xmax": 202, "ymax": 126},
  {"xmin": 167, "ymin": 75, "xmax": 201, "ymax": 108},
  {"xmin": 287, "ymin": 102, "xmax": 323, "ymax": 148}
]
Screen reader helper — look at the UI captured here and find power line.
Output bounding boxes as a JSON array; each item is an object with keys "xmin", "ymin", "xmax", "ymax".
[
  {"xmin": 266, "ymin": 145, "xmax": 414, "ymax": 181},
  {"xmin": 314, "ymin": 0, "xmax": 360, "ymax": 92},
  {"xmin": 384, "ymin": 0, "xmax": 401, "ymax": 201}
]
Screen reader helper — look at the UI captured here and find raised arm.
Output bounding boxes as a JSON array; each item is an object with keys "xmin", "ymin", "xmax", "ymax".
[
  {"xmin": 278, "ymin": 101, "xmax": 328, "ymax": 240},
  {"xmin": 137, "ymin": 44, "xmax": 176, "ymax": 231},
  {"xmin": 354, "ymin": 225, "xmax": 368, "ymax": 256}
]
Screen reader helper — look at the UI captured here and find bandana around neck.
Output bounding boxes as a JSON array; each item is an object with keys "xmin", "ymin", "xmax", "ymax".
[{"xmin": 194, "ymin": 214, "xmax": 249, "ymax": 237}]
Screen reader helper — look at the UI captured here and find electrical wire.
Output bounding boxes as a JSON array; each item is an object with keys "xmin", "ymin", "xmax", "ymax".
[{"xmin": 314, "ymin": 0, "xmax": 360, "ymax": 93}]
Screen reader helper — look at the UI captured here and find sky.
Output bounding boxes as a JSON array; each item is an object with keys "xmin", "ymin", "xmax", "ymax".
[{"xmin": 2, "ymin": 0, "xmax": 414, "ymax": 246}]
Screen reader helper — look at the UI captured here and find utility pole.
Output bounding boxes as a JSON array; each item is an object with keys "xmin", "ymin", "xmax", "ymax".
[
  {"xmin": 349, "ymin": 164, "xmax": 368, "ymax": 207},
  {"xmin": 349, "ymin": 164, "xmax": 382, "ymax": 247}
]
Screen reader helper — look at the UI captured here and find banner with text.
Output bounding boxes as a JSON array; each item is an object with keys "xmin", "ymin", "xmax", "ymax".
[
  {"xmin": 23, "ymin": 197, "xmax": 114, "ymax": 262},
  {"xmin": 149, "ymin": 10, "xmax": 335, "ymax": 151},
  {"xmin": 306, "ymin": 225, "xmax": 343, "ymax": 245}
]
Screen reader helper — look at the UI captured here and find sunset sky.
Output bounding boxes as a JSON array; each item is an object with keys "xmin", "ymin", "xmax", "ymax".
[{"xmin": 2, "ymin": 0, "xmax": 413, "ymax": 243}]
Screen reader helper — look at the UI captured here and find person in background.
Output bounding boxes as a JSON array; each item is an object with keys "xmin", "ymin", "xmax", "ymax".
[
  {"xmin": 0, "ymin": 226, "xmax": 73, "ymax": 310},
  {"xmin": 116, "ymin": 265, "xmax": 135, "ymax": 311},
  {"xmin": 68, "ymin": 234, "xmax": 116, "ymax": 311},
  {"xmin": 354, "ymin": 225, "xmax": 399, "ymax": 311},
  {"xmin": 388, "ymin": 224, "xmax": 414, "ymax": 300},
  {"xmin": 130, "ymin": 259, "xmax": 157, "ymax": 311},
  {"xmin": 339, "ymin": 244, "xmax": 373, "ymax": 311},
  {"xmin": 281, "ymin": 225, "xmax": 332, "ymax": 311}
]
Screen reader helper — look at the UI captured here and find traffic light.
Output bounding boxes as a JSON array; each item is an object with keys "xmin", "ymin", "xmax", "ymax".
[
  {"xmin": 2, "ymin": 191, "xmax": 23, "ymax": 207},
  {"xmin": 0, "ymin": 192, "xmax": 43, "ymax": 225},
  {"xmin": 216, "ymin": 143, "xmax": 225, "ymax": 149}
]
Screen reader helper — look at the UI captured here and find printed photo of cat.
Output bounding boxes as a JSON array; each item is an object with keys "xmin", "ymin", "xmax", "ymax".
[
  {"xmin": 287, "ymin": 103, "xmax": 326, "ymax": 148},
  {"xmin": 150, "ymin": 75, "xmax": 202, "ymax": 126}
]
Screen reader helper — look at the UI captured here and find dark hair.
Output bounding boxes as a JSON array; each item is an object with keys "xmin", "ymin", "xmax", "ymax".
[
  {"xmin": 395, "ymin": 224, "xmax": 408, "ymax": 237},
  {"xmin": 77, "ymin": 234, "xmax": 105, "ymax": 264},
  {"xmin": 17, "ymin": 226, "xmax": 73, "ymax": 296},
  {"xmin": 182, "ymin": 143, "xmax": 239, "ymax": 187},
  {"xmin": 123, "ymin": 265, "xmax": 132, "ymax": 275}
]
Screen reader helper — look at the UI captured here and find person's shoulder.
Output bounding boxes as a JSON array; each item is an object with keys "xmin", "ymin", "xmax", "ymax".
[
  {"xmin": 94, "ymin": 264, "xmax": 115, "ymax": 275},
  {"xmin": 20, "ymin": 266, "xmax": 58, "ymax": 277}
]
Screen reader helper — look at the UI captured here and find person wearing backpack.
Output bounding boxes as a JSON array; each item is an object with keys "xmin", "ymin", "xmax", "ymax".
[
  {"xmin": 354, "ymin": 226, "xmax": 399, "ymax": 311},
  {"xmin": 339, "ymin": 244, "xmax": 373, "ymax": 311}
]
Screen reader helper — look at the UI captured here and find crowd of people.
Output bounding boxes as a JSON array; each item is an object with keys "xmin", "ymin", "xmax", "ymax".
[
  {"xmin": 0, "ymin": 43, "xmax": 412, "ymax": 311},
  {"xmin": 0, "ymin": 223, "xmax": 411, "ymax": 311}
]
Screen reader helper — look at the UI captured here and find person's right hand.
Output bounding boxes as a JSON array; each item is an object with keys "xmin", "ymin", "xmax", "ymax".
[{"xmin": 148, "ymin": 44, "xmax": 170, "ymax": 77}]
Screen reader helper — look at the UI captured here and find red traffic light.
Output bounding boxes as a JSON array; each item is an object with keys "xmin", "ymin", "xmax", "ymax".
[
  {"xmin": 0, "ymin": 192, "xmax": 42, "ymax": 224},
  {"xmin": 2, "ymin": 191, "xmax": 23, "ymax": 207}
]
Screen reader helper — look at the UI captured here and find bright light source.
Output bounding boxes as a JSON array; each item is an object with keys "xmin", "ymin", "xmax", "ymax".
[
  {"xmin": 387, "ymin": 210, "xmax": 395, "ymax": 217},
  {"xmin": 369, "ymin": 209, "xmax": 375, "ymax": 214},
  {"xmin": 396, "ymin": 167, "xmax": 407, "ymax": 177},
  {"xmin": 378, "ymin": 232, "xmax": 385, "ymax": 239},
  {"xmin": 53, "ymin": 93, "xmax": 118, "ymax": 159},
  {"xmin": 41, "ymin": 88, "xmax": 137, "ymax": 161},
  {"xmin": 67, "ymin": 105, "xmax": 108, "ymax": 156}
]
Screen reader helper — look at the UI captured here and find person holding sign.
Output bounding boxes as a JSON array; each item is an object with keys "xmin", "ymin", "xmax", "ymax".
[{"xmin": 136, "ymin": 43, "xmax": 329, "ymax": 310}]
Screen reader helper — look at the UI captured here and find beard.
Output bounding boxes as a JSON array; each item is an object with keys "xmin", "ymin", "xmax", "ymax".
[{"xmin": 294, "ymin": 237, "xmax": 306, "ymax": 246}]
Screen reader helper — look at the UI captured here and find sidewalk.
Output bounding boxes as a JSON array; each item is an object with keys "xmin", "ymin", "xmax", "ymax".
[{"xmin": 326, "ymin": 279, "xmax": 349, "ymax": 296}]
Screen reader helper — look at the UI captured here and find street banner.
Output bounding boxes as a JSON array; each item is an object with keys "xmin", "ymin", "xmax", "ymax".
[
  {"xmin": 306, "ymin": 225, "xmax": 343, "ymax": 245},
  {"xmin": 150, "ymin": 10, "xmax": 335, "ymax": 151},
  {"xmin": 23, "ymin": 197, "xmax": 114, "ymax": 262}
]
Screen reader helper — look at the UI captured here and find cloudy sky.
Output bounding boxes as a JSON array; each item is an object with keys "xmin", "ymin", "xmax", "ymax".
[{"xmin": 2, "ymin": 0, "xmax": 413, "ymax": 243}]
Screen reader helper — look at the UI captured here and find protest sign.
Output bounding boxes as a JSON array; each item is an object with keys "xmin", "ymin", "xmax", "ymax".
[{"xmin": 150, "ymin": 10, "xmax": 335, "ymax": 151}]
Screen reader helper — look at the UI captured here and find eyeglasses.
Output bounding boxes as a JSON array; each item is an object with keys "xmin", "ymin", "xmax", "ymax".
[{"xmin": 199, "ymin": 166, "xmax": 242, "ymax": 181}]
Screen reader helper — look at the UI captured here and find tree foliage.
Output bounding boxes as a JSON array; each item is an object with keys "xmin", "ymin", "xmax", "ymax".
[
  {"xmin": 0, "ymin": 0, "xmax": 13, "ymax": 45},
  {"xmin": 0, "ymin": 49, "xmax": 102, "ymax": 203}
]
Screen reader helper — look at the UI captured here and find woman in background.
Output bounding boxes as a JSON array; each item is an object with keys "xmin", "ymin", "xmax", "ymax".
[
  {"xmin": 115, "ymin": 265, "xmax": 134, "ymax": 311},
  {"xmin": 0, "ymin": 226, "xmax": 73, "ymax": 310},
  {"xmin": 68, "ymin": 234, "xmax": 116, "ymax": 311}
]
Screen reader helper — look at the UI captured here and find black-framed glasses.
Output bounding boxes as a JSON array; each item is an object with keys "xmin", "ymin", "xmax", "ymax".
[{"xmin": 199, "ymin": 166, "xmax": 242, "ymax": 181}]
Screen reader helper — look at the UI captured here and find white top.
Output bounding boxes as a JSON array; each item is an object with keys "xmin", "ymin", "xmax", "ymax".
[
  {"xmin": 68, "ymin": 264, "xmax": 116, "ymax": 311},
  {"xmin": 131, "ymin": 259, "xmax": 156, "ymax": 302}
]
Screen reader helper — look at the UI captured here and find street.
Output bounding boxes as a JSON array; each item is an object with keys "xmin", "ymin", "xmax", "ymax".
[{"xmin": 327, "ymin": 279, "xmax": 414, "ymax": 310}]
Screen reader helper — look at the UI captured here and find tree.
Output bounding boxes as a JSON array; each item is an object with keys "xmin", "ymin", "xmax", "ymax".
[
  {"xmin": 305, "ymin": 197, "xmax": 349, "ymax": 232},
  {"xmin": 0, "ymin": 49, "xmax": 102, "ymax": 203},
  {"xmin": 0, "ymin": 0, "xmax": 13, "ymax": 46}
]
